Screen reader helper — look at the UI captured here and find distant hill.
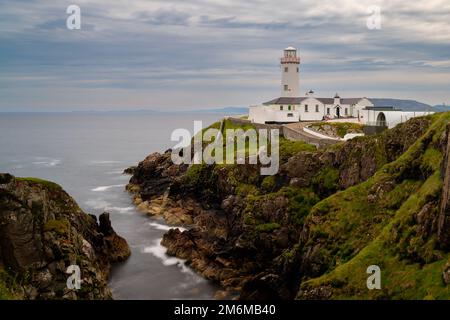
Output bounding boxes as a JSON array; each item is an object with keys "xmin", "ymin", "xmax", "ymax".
[
  {"xmin": 186, "ymin": 107, "xmax": 248, "ymax": 114},
  {"xmin": 69, "ymin": 106, "xmax": 249, "ymax": 115},
  {"xmin": 432, "ymin": 104, "xmax": 450, "ymax": 112},
  {"xmin": 369, "ymin": 98, "xmax": 432, "ymax": 111}
]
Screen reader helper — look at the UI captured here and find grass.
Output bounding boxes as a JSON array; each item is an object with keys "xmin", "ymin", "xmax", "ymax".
[
  {"xmin": 43, "ymin": 219, "xmax": 70, "ymax": 235},
  {"xmin": 16, "ymin": 177, "xmax": 62, "ymax": 190},
  {"xmin": 309, "ymin": 122, "xmax": 364, "ymax": 138},
  {"xmin": 311, "ymin": 167, "xmax": 340, "ymax": 196},
  {"xmin": 279, "ymin": 138, "xmax": 316, "ymax": 159},
  {"xmin": 255, "ymin": 222, "xmax": 281, "ymax": 233},
  {"xmin": 300, "ymin": 172, "xmax": 448, "ymax": 299},
  {"xmin": 296, "ymin": 112, "xmax": 450, "ymax": 299},
  {"xmin": 0, "ymin": 268, "xmax": 20, "ymax": 300},
  {"xmin": 195, "ymin": 118, "xmax": 317, "ymax": 163}
]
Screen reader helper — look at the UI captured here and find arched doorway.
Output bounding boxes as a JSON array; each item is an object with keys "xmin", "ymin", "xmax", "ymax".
[
  {"xmin": 335, "ymin": 106, "xmax": 340, "ymax": 118},
  {"xmin": 376, "ymin": 112, "xmax": 387, "ymax": 127}
]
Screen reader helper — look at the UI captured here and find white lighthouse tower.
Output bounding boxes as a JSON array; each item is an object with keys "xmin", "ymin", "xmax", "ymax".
[{"xmin": 280, "ymin": 47, "xmax": 300, "ymax": 97}]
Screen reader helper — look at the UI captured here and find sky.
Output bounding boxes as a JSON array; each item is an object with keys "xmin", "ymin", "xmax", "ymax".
[{"xmin": 0, "ymin": 0, "xmax": 449, "ymax": 111}]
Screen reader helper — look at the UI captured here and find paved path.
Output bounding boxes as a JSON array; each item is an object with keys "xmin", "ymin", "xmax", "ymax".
[
  {"xmin": 284, "ymin": 122, "xmax": 318, "ymax": 139},
  {"xmin": 283, "ymin": 122, "xmax": 338, "ymax": 147},
  {"xmin": 225, "ymin": 117, "xmax": 339, "ymax": 148}
]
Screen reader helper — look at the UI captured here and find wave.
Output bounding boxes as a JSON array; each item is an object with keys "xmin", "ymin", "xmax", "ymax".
[
  {"xmin": 143, "ymin": 239, "xmax": 193, "ymax": 274},
  {"xmin": 106, "ymin": 170, "xmax": 125, "ymax": 175},
  {"xmin": 91, "ymin": 184, "xmax": 125, "ymax": 192},
  {"xmin": 108, "ymin": 206, "xmax": 135, "ymax": 214},
  {"xmin": 148, "ymin": 221, "xmax": 187, "ymax": 232},
  {"xmin": 32, "ymin": 159, "xmax": 61, "ymax": 167},
  {"xmin": 84, "ymin": 199, "xmax": 135, "ymax": 214},
  {"xmin": 90, "ymin": 160, "xmax": 121, "ymax": 165}
]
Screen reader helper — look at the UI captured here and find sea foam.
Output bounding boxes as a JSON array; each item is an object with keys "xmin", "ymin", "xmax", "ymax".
[
  {"xmin": 143, "ymin": 239, "xmax": 193, "ymax": 274},
  {"xmin": 91, "ymin": 184, "xmax": 125, "ymax": 192},
  {"xmin": 148, "ymin": 221, "xmax": 187, "ymax": 232},
  {"xmin": 85, "ymin": 199, "xmax": 135, "ymax": 214}
]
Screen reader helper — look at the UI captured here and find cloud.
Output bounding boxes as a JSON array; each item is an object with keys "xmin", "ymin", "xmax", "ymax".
[{"xmin": 0, "ymin": 0, "xmax": 449, "ymax": 111}]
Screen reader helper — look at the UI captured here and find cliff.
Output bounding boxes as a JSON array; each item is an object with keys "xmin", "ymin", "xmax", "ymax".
[
  {"xmin": 0, "ymin": 174, "xmax": 130, "ymax": 299},
  {"xmin": 127, "ymin": 113, "xmax": 450, "ymax": 299}
]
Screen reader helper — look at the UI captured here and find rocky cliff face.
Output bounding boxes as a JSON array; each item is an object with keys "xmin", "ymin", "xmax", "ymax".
[
  {"xmin": 127, "ymin": 113, "xmax": 450, "ymax": 299},
  {"xmin": 438, "ymin": 123, "xmax": 450, "ymax": 248},
  {"xmin": 296, "ymin": 117, "xmax": 450, "ymax": 299},
  {"xmin": 0, "ymin": 174, "xmax": 130, "ymax": 299}
]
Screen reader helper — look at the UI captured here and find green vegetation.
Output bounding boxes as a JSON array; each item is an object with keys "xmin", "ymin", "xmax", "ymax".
[
  {"xmin": 236, "ymin": 183, "xmax": 259, "ymax": 196},
  {"xmin": 279, "ymin": 138, "xmax": 316, "ymax": 159},
  {"xmin": 300, "ymin": 172, "xmax": 447, "ymax": 299},
  {"xmin": 0, "ymin": 281, "xmax": 14, "ymax": 300},
  {"xmin": 311, "ymin": 167, "xmax": 340, "ymax": 196},
  {"xmin": 284, "ymin": 187, "xmax": 320, "ymax": 225},
  {"xmin": 261, "ymin": 176, "xmax": 276, "ymax": 192},
  {"xmin": 182, "ymin": 113, "xmax": 450, "ymax": 300},
  {"xmin": 43, "ymin": 219, "xmax": 70, "ymax": 235},
  {"xmin": 0, "ymin": 269, "xmax": 20, "ymax": 300},
  {"xmin": 16, "ymin": 177, "xmax": 62, "ymax": 190},
  {"xmin": 195, "ymin": 118, "xmax": 316, "ymax": 163},
  {"xmin": 255, "ymin": 222, "xmax": 281, "ymax": 233},
  {"xmin": 297, "ymin": 112, "xmax": 450, "ymax": 299},
  {"xmin": 309, "ymin": 122, "xmax": 364, "ymax": 138},
  {"xmin": 421, "ymin": 147, "xmax": 442, "ymax": 173}
]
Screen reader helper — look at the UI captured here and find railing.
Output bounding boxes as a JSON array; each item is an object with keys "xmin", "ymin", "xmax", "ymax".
[{"xmin": 280, "ymin": 57, "xmax": 300, "ymax": 64}]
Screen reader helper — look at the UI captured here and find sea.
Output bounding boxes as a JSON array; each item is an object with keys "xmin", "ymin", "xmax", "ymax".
[{"xmin": 0, "ymin": 112, "xmax": 228, "ymax": 300}]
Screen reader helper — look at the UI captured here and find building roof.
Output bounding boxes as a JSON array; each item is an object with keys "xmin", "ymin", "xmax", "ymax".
[
  {"xmin": 285, "ymin": 46, "xmax": 296, "ymax": 51},
  {"xmin": 369, "ymin": 98, "xmax": 431, "ymax": 111},
  {"xmin": 316, "ymin": 98, "xmax": 334, "ymax": 104},
  {"xmin": 263, "ymin": 96, "xmax": 368, "ymax": 106},
  {"xmin": 341, "ymin": 98, "xmax": 366, "ymax": 105},
  {"xmin": 364, "ymin": 106, "xmax": 400, "ymax": 111},
  {"xmin": 263, "ymin": 97, "xmax": 307, "ymax": 105}
]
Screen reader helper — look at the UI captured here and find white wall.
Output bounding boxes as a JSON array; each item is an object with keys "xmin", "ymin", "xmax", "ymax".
[
  {"xmin": 299, "ymin": 98, "xmax": 325, "ymax": 121},
  {"xmin": 281, "ymin": 63, "xmax": 300, "ymax": 97},
  {"xmin": 249, "ymin": 106, "xmax": 300, "ymax": 124},
  {"xmin": 359, "ymin": 110, "xmax": 434, "ymax": 128},
  {"xmin": 353, "ymin": 98, "xmax": 374, "ymax": 119}
]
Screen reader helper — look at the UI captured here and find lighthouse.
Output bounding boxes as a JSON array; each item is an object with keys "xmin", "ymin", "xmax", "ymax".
[{"xmin": 280, "ymin": 47, "xmax": 300, "ymax": 97}]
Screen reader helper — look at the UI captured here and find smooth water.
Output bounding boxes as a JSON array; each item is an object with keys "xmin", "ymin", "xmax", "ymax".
[{"xmin": 0, "ymin": 112, "xmax": 224, "ymax": 299}]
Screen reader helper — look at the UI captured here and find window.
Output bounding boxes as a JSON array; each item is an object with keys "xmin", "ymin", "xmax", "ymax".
[
  {"xmin": 288, "ymin": 105, "xmax": 291, "ymax": 111},
  {"xmin": 345, "ymin": 108, "xmax": 348, "ymax": 116},
  {"xmin": 315, "ymin": 105, "xmax": 319, "ymax": 113},
  {"xmin": 284, "ymin": 67, "xmax": 288, "ymax": 72},
  {"xmin": 327, "ymin": 108, "xmax": 330, "ymax": 115},
  {"xmin": 305, "ymin": 105, "xmax": 309, "ymax": 112},
  {"xmin": 280, "ymin": 106, "xmax": 284, "ymax": 111},
  {"xmin": 284, "ymin": 85, "xmax": 289, "ymax": 91},
  {"xmin": 297, "ymin": 67, "xmax": 299, "ymax": 73},
  {"xmin": 287, "ymin": 113, "xmax": 293, "ymax": 117}
]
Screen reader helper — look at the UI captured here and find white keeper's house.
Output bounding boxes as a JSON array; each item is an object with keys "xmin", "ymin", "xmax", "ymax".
[{"xmin": 248, "ymin": 47, "xmax": 433, "ymax": 128}]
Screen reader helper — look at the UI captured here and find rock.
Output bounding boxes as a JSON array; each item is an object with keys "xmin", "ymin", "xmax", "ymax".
[
  {"xmin": 125, "ymin": 116, "xmax": 438, "ymax": 300},
  {"xmin": 99, "ymin": 212, "xmax": 131, "ymax": 262},
  {"xmin": 297, "ymin": 285, "xmax": 333, "ymax": 300},
  {"xmin": 0, "ymin": 174, "xmax": 131, "ymax": 299},
  {"xmin": 123, "ymin": 166, "xmax": 136, "ymax": 175},
  {"xmin": 214, "ymin": 290, "xmax": 230, "ymax": 300},
  {"xmin": 438, "ymin": 123, "xmax": 450, "ymax": 248},
  {"xmin": 443, "ymin": 261, "xmax": 450, "ymax": 284}
]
